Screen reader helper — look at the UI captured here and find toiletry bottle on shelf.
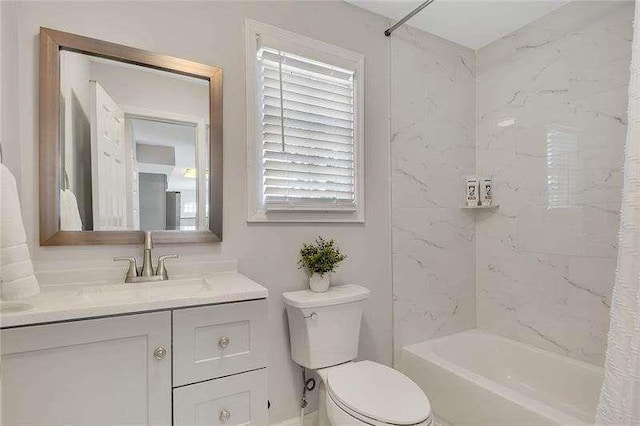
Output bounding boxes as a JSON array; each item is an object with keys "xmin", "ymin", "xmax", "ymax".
[
  {"xmin": 466, "ymin": 176, "xmax": 479, "ymax": 207},
  {"xmin": 482, "ymin": 177, "xmax": 492, "ymax": 206}
]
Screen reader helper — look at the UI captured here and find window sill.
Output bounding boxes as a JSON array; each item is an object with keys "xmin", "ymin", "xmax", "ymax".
[{"xmin": 247, "ymin": 208, "xmax": 364, "ymax": 223}]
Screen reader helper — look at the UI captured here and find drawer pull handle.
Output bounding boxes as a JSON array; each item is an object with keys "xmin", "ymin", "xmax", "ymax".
[
  {"xmin": 219, "ymin": 409, "xmax": 231, "ymax": 422},
  {"xmin": 219, "ymin": 336, "xmax": 230, "ymax": 348},
  {"xmin": 153, "ymin": 347, "xmax": 167, "ymax": 360}
]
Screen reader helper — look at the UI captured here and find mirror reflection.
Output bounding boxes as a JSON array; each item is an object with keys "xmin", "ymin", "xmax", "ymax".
[{"xmin": 59, "ymin": 51, "xmax": 209, "ymax": 231}]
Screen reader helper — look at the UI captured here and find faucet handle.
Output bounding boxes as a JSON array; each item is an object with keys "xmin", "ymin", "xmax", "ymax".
[
  {"xmin": 156, "ymin": 254, "xmax": 178, "ymax": 279},
  {"xmin": 113, "ymin": 257, "xmax": 138, "ymax": 279}
]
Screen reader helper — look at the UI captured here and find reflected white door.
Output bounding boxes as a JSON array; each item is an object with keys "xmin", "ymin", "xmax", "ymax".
[
  {"xmin": 90, "ymin": 81, "xmax": 128, "ymax": 230},
  {"xmin": 125, "ymin": 118, "xmax": 140, "ymax": 230}
]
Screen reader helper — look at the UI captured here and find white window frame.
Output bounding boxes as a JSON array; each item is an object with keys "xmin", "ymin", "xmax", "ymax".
[{"xmin": 245, "ymin": 19, "xmax": 365, "ymax": 223}]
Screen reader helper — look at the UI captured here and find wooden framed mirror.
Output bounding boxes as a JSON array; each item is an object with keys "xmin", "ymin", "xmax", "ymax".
[{"xmin": 39, "ymin": 28, "xmax": 222, "ymax": 245}]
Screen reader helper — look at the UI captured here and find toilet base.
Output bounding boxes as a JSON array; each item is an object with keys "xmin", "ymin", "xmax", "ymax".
[{"xmin": 317, "ymin": 379, "xmax": 330, "ymax": 426}]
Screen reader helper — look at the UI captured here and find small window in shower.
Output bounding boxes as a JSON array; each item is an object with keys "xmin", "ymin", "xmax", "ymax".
[{"xmin": 546, "ymin": 125, "xmax": 578, "ymax": 208}]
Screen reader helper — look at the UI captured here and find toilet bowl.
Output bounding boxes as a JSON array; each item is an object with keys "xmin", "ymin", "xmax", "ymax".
[
  {"xmin": 317, "ymin": 361, "xmax": 434, "ymax": 425},
  {"xmin": 283, "ymin": 285, "xmax": 434, "ymax": 426}
]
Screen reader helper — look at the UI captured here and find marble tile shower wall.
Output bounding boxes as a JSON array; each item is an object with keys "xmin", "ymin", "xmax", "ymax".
[
  {"xmin": 476, "ymin": 1, "xmax": 633, "ymax": 365},
  {"xmin": 391, "ymin": 25, "xmax": 477, "ymax": 356},
  {"xmin": 392, "ymin": 1, "xmax": 633, "ymax": 365}
]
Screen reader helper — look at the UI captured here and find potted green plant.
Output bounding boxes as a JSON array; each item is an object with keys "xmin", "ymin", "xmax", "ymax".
[{"xmin": 297, "ymin": 236, "xmax": 347, "ymax": 292}]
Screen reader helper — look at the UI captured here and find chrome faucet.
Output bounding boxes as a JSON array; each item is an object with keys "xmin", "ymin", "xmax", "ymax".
[
  {"xmin": 141, "ymin": 231, "xmax": 155, "ymax": 277},
  {"xmin": 114, "ymin": 232, "xmax": 178, "ymax": 283}
]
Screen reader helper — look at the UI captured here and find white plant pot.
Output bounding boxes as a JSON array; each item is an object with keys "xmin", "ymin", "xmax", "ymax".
[{"xmin": 309, "ymin": 273, "xmax": 330, "ymax": 292}]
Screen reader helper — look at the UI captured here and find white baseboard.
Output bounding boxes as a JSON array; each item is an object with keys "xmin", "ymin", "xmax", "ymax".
[{"xmin": 271, "ymin": 410, "xmax": 318, "ymax": 426}]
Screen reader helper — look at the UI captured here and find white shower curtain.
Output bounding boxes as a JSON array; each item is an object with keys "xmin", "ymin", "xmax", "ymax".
[{"xmin": 597, "ymin": 1, "xmax": 640, "ymax": 423}]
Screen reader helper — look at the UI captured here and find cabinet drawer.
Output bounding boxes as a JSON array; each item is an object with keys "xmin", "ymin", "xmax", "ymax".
[
  {"xmin": 173, "ymin": 369, "xmax": 267, "ymax": 426},
  {"xmin": 173, "ymin": 299, "xmax": 267, "ymax": 386}
]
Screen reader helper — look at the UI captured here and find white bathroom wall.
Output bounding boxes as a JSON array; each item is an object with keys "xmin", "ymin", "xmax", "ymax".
[
  {"xmin": 1, "ymin": 0, "xmax": 20, "ymax": 179},
  {"xmin": 1, "ymin": 0, "xmax": 3, "ymax": 158},
  {"xmin": 391, "ymin": 25, "xmax": 477, "ymax": 356},
  {"xmin": 4, "ymin": 2, "xmax": 392, "ymax": 422},
  {"xmin": 476, "ymin": 0, "xmax": 633, "ymax": 365}
]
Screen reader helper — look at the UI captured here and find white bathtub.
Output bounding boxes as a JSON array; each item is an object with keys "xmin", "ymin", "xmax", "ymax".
[{"xmin": 398, "ymin": 329, "xmax": 603, "ymax": 426}]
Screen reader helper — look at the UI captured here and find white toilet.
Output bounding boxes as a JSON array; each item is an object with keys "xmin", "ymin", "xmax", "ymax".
[{"xmin": 284, "ymin": 284, "xmax": 434, "ymax": 426}]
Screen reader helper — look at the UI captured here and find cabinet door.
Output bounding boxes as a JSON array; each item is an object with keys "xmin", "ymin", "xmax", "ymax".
[
  {"xmin": 173, "ymin": 369, "xmax": 267, "ymax": 426},
  {"xmin": 1, "ymin": 311, "xmax": 172, "ymax": 426},
  {"xmin": 173, "ymin": 299, "xmax": 267, "ymax": 386}
]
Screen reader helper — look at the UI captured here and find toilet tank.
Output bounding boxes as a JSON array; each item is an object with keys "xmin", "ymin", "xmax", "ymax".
[{"xmin": 283, "ymin": 284, "xmax": 370, "ymax": 369}]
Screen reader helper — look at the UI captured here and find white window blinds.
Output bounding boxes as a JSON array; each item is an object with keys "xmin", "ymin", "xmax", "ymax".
[{"xmin": 257, "ymin": 45, "xmax": 357, "ymax": 211}]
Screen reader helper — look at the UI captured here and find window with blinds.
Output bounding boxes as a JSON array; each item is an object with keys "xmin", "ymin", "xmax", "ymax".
[{"xmin": 257, "ymin": 45, "xmax": 357, "ymax": 211}]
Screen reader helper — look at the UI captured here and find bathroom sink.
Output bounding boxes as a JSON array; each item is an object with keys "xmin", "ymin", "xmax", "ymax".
[
  {"xmin": 76, "ymin": 278, "xmax": 212, "ymax": 303},
  {"xmin": 1, "ymin": 302, "xmax": 33, "ymax": 313}
]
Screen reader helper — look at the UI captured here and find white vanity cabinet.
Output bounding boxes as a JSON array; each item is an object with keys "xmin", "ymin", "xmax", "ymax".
[
  {"xmin": 1, "ymin": 311, "xmax": 173, "ymax": 426},
  {"xmin": 1, "ymin": 299, "xmax": 268, "ymax": 426}
]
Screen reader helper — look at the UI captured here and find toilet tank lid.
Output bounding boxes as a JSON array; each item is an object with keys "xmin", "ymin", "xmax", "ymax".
[{"xmin": 283, "ymin": 284, "xmax": 369, "ymax": 308}]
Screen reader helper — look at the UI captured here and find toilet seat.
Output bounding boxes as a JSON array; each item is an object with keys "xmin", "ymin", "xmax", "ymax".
[
  {"xmin": 327, "ymin": 391, "xmax": 434, "ymax": 426},
  {"xmin": 325, "ymin": 361, "xmax": 432, "ymax": 425}
]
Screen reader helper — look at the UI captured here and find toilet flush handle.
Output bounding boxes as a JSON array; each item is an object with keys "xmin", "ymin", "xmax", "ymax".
[{"xmin": 303, "ymin": 312, "xmax": 318, "ymax": 320}]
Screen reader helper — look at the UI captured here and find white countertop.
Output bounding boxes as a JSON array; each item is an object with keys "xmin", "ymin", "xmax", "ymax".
[{"xmin": 0, "ymin": 271, "xmax": 268, "ymax": 328}]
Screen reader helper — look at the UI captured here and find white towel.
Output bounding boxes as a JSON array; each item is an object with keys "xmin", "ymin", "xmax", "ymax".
[
  {"xmin": 1, "ymin": 169, "xmax": 26, "ymax": 249},
  {"xmin": 0, "ymin": 244, "xmax": 30, "ymax": 266},
  {"xmin": 1, "ymin": 164, "xmax": 40, "ymax": 300},
  {"xmin": 2, "ymin": 260, "xmax": 35, "ymax": 282},
  {"xmin": 60, "ymin": 189, "xmax": 83, "ymax": 231},
  {"xmin": 1, "ymin": 275, "xmax": 39, "ymax": 301}
]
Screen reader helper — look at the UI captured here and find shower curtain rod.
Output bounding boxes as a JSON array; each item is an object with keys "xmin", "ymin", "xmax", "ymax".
[{"xmin": 384, "ymin": 0, "xmax": 436, "ymax": 37}]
